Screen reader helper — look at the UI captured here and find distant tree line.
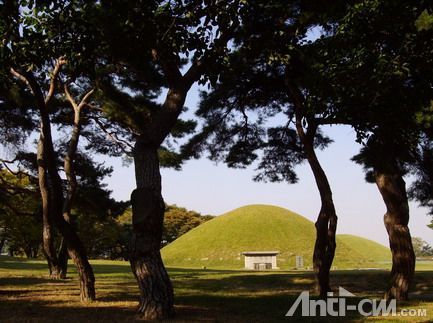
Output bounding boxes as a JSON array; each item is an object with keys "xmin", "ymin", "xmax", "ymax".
[
  {"xmin": 0, "ymin": 182, "xmax": 211, "ymax": 259},
  {"xmin": 0, "ymin": 0, "xmax": 432, "ymax": 319},
  {"xmin": 412, "ymin": 237, "xmax": 433, "ymax": 257}
]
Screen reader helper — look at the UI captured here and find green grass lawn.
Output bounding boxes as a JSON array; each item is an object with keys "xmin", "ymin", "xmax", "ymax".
[{"xmin": 0, "ymin": 256, "xmax": 432, "ymax": 322}]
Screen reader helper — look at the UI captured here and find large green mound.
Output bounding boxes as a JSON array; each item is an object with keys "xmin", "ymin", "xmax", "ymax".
[{"xmin": 161, "ymin": 205, "xmax": 391, "ymax": 269}]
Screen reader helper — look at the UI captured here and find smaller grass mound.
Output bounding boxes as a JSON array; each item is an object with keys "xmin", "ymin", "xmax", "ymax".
[
  {"xmin": 334, "ymin": 234, "xmax": 391, "ymax": 269},
  {"xmin": 337, "ymin": 234, "xmax": 391, "ymax": 265}
]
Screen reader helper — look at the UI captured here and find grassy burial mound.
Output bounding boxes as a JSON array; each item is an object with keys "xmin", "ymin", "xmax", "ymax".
[
  {"xmin": 161, "ymin": 205, "xmax": 391, "ymax": 269},
  {"xmin": 337, "ymin": 234, "xmax": 391, "ymax": 265}
]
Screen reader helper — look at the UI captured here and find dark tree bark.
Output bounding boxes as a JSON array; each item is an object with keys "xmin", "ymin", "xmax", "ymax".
[
  {"xmin": 57, "ymin": 238, "xmax": 69, "ymax": 278},
  {"xmin": 59, "ymin": 221, "xmax": 96, "ymax": 301},
  {"xmin": 31, "ymin": 246, "xmax": 39, "ymax": 258},
  {"xmin": 42, "ymin": 128, "xmax": 96, "ymax": 300},
  {"xmin": 37, "ymin": 135, "xmax": 63, "ymax": 279},
  {"xmin": 24, "ymin": 245, "xmax": 39, "ymax": 258},
  {"xmin": 57, "ymin": 87, "xmax": 94, "ymax": 281},
  {"xmin": 129, "ymin": 139, "xmax": 174, "ymax": 320},
  {"xmin": 0, "ymin": 237, "xmax": 5, "ymax": 253},
  {"xmin": 287, "ymin": 79, "xmax": 338, "ymax": 298},
  {"xmin": 299, "ymin": 128, "xmax": 337, "ymax": 298},
  {"xmin": 309, "ymin": 153, "xmax": 337, "ymax": 297},
  {"xmin": 375, "ymin": 168, "xmax": 415, "ymax": 300},
  {"xmin": 119, "ymin": 15, "xmax": 236, "ymax": 317},
  {"xmin": 48, "ymin": 86, "xmax": 96, "ymax": 301},
  {"xmin": 24, "ymin": 247, "xmax": 32, "ymax": 258},
  {"xmin": 125, "ymin": 64, "xmax": 191, "ymax": 318}
]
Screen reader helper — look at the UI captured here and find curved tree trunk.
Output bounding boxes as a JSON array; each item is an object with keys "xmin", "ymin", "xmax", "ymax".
[
  {"xmin": 65, "ymin": 233, "xmax": 95, "ymax": 301},
  {"xmin": 46, "ymin": 139, "xmax": 95, "ymax": 300},
  {"xmin": 37, "ymin": 135, "xmax": 63, "ymax": 279},
  {"xmin": 287, "ymin": 79, "xmax": 338, "ymax": 298},
  {"xmin": 57, "ymin": 88, "xmax": 92, "ymax": 281},
  {"xmin": 375, "ymin": 168, "xmax": 415, "ymax": 300},
  {"xmin": 130, "ymin": 139, "xmax": 174, "ymax": 320},
  {"xmin": 301, "ymin": 135, "xmax": 337, "ymax": 298},
  {"xmin": 48, "ymin": 140, "xmax": 95, "ymax": 301}
]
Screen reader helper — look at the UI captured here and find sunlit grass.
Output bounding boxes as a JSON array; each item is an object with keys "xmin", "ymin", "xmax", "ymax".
[{"xmin": 0, "ymin": 256, "xmax": 432, "ymax": 322}]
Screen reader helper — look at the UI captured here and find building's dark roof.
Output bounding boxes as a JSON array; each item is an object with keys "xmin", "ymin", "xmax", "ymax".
[{"xmin": 242, "ymin": 251, "xmax": 279, "ymax": 256}]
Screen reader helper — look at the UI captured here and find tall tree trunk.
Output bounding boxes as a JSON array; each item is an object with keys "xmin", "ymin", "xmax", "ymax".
[
  {"xmin": 37, "ymin": 135, "xmax": 63, "ymax": 279},
  {"xmin": 287, "ymin": 79, "xmax": 338, "ymax": 298},
  {"xmin": 0, "ymin": 237, "xmax": 5, "ymax": 253},
  {"xmin": 301, "ymin": 134, "xmax": 337, "ymax": 298},
  {"xmin": 130, "ymin": 138, "xmax": 174, "ymax": 320},
  {"xmin": 61, "ymin": 222, "xmax": 95, "ymax": 301},
  {"xmin": 43, "ymin": 135, "xmax": 95, "ymax": 300},
  {"xmin": 31, "ymin": 246, "xmax": 39, "ymax": 258},
  {"xmin": 45, "ymin": 133, "xmax": 95, "ymax": 301},
  {"xmin": 57, "ymin": 90, "xmax": 91, "ymax": 281},
  {"xmin": 24, "ymin": 246, "xmax": 32, "ymax": 258},
  {"xmin": 375, "ymin": 168, "xmax": 415, "ymax": 300}
]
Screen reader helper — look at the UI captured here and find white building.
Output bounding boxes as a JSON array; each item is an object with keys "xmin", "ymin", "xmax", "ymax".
[{"xmin": 242, "ymin": 251, "xmax": 279, "ymax": 270}]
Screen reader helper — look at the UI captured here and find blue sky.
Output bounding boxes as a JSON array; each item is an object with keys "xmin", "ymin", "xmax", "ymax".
[{"xmin": 101, "ymin": 84, "xmax": 433, "ymax": 248}]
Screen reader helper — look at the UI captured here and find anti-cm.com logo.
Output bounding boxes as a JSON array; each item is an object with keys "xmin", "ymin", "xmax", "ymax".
[{"xmin": 286, "ymin": 287, "xmax": 428, "ymax": 317}]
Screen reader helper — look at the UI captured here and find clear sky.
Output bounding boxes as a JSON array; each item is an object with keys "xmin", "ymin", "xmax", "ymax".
[{"xmin": 101, "ymin": 84, "xmax": 433, "ymax": 248}]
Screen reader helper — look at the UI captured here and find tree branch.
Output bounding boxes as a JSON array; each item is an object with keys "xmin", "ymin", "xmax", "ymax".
[
  {"xmin": 0, "ymin": 196, "xmax": 37, "ymax": 217},
  {"xmin": 10, "ymin": 68, "xmax": 46, "ymax": 111},
  {"xmin": 316, "ymin": 116, "xmax": 351, "ymax": 126},
  {"xmin": 152, "ymin": 48, "xmax": 183, "ymax": 88},
  {"xmin": 45, "ymin": 57, "xmax": 67, "ymax": 105},
  {"xmin": 63, "ymin": 84, "xmax": 85, "ymax": 220},
  {"xmin": 184, "ymin": 17, "xmax": 239, "ymax": 88},
  {"xmin": 64, "ymin": 84, "xmax": 95, "ymax": 113},
  {"xmin": 64, "ymin": 83, "xmax": 78, "ymax": 110},
  {"xmin": 10, "ymin": 68, "xmax": 31, "ymax": 89},
  {"xmin": 78, "ymin": 89, "xmax": 95, "ymax": 109},
  {"xmin": 183, "ymin": 59, "xmax": 205, "ymax": 88},
  {"xmin": 92, "ymin": 117, "xmax": 133, "ymax": 156}
]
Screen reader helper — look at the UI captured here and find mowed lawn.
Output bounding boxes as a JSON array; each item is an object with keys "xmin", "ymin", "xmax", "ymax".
[{"xmin": 0, "ymin": 256, "xmax": 432, "ymax": 322}]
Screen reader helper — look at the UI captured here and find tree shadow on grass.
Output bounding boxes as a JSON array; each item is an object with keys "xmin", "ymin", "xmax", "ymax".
[
  {"xmin": 173, "ymin": 272, "xmax": 315, "ymax": 294},
  {"xmin": 0, "ymin": 277, "xmax": 72, "ymax": 286},
  {"xmin": 167, "ymin": 267, "xmax": 248, "ymax": 273},
  {"xmin": 90, "ymin": 264, "xmax": 132, "ymax": 275},
  {"xmin": 170, "ymin": 273, "xmax": 366, "ymax": 322},
  {"xmin": 0, "ymin": 292, "xmax": 366, "ymax": 322},
  {"xmin": 95, "ymin": 283, "xmax": 138, "ymax": 303},
  {"xmin": 0, "ymin": 298, "xmax": 138, "ymax": 323},
  {"xmin": 175, "ymin": 293, "xmax": 368, "ymax": 323},
  {"xmin": 172, "ymin": 271, "xmax": 433, "ymax": 322}
]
